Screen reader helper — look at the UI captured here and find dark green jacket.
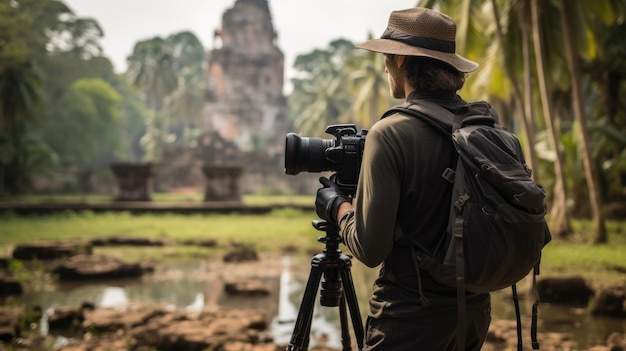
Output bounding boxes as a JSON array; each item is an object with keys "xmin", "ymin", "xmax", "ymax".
[{"xmin": 338, "ymin": 90, "xmax": 489, "ymax": 318}]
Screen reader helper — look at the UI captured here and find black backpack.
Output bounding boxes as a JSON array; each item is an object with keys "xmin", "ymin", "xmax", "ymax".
[{"xmin": 382, "ymin": 100, "xmax": 552, "ymax": 351}]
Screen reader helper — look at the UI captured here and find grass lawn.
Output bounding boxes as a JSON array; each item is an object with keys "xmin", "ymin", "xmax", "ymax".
[
  {"xmin": 6, "ymin": 192, "xmax": 316, "ymax": 206},
  {"xmin": 0, "ymin": 208, "xmax": 323, "ymax": 257},
  {"xmin": 1, "ymin": 195, "xmax": 625, "ymax": 286}
]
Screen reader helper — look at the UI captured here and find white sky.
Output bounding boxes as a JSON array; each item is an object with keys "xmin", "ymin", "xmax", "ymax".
[{"xmin": 63, "ymin": 0, "xmax": 418, "ymax": 82}]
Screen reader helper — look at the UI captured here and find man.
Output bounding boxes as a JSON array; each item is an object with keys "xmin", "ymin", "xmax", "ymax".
[{"xmin": 315, "ymin": 7, "xmax": 492, "ymax": 350}]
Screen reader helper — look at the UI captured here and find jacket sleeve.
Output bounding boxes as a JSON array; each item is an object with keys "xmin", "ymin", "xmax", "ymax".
[{"xmin": 338, "ymin": 119, "xmax": 401, "ymax": 268}]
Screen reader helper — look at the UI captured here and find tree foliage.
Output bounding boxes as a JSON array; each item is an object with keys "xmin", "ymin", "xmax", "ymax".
[
  {"xmin": 126, "ymin": 31, "xmax": 206, "ymax": 161},
  {"xmin": 412, "ymin": 0, "xmax": 626, "ymax": 237},
  {"xmin": 288, "ymin": 0, "xmax": 626, "ymax": 237},
  {"xmin": 0, "ymin": 0, "xmax": 124, "ymax": 195},
  {"xmin": 41, "ymin": 78, "xmax": 122, "ymax": 168},
  {"xmin": 288, "ymin": 39, "xmax": 389, "ymax": 136}
]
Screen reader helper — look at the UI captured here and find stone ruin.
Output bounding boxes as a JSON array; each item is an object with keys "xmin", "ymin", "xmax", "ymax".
[
  {"xmin": 155, "ymin": 0, "xmax": 319, "ymax": 196},
  {"xmin": 204, "ymin": 0, "xmax": 289, "ymax": 157},
  {"xmin": 202, "ymin": 165, "xmax": 243, "ymax": 201},
  {"xmin": 158, "ymin": 131, "xmax": 243, "ymax": 197},
  {"xmin": 110, "ymin": 163, "xmax": 154, "ymax": 201}
]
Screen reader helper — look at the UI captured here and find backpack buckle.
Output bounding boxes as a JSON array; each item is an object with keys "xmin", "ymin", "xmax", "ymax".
[
  {"xmin": 442, "ymin": 168, "xmax": 455, "ymax": 183},
  {"xmin": 454, "ymin": 194, "xmax": 470, "ymax": 213}
]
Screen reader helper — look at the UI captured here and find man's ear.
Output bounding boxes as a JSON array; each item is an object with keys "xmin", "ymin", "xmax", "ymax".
[{"xmin": 397, "ymin": 55, "xmax": 407, "ymax": 68}]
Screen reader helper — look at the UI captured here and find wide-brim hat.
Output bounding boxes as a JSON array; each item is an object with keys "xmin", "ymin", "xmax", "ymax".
[{"xmin": 357, "ymin": 7, "xmax": 478, "ymax": 73}]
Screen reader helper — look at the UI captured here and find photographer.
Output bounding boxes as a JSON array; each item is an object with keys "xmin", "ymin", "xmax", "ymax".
[{"xmin": 315, "ymin": 7, "xmax": 492, "ymax": 350}]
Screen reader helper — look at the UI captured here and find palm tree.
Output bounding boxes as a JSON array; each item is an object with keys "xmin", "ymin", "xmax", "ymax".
[
  {"xmin": 530, "ymin": 0, "xmax": 572, "ymax": 236},
  {"xmin": 583, "ymin": 5, "xmax": 626, "ymax": 223},
  {"xmin": 489, "ymin": 0, "xmax": 540, "ymax": 178},
  {"xmin": 126, "ymin": 37, "xmax": 178, "ymax": 161},
  {"xmin": 418, "ymin": 0, "xmax": 625, "ymax": 239},
  {"xmin": 417, "ymin": 0, "xmax": 573, "ymax": 235},
  {"xmin": 482, "ymin": 0, "xmax": 612, "ymax": 238},
  {"xmin": 0, "ymin": 60, "xmax": 46, "ymax": 195},
  {"xmin": 558, "ymin": 0, "xmax": 607, "ymax": 242},
  {"xmin": 291, "ymin": 72, "xmax": 351, "ymax": 137},
  {"xmin": 167, "ymin": 80, "xmax": 205, "ymax": 145},
  {"xmin": 0, "ymin": 1, "xmax": 47, "ymax": 195},
  {"xmin": 167, "ymin": 31, "xmax": 205, "ymax": 76},
  {"xmin": 127, "ymin": 38, "xmax": 179, "ymax": 111},
  {"xmin": 289, "ymin": 43, "xmax": 353, "ymax": 136},
  {"xmin": 164, "ymin": 32, "xmax": 206, "ymax": 146},
  {"xmin": 345, "ymin": 36, "xmax": 402, "ymax": 128}
]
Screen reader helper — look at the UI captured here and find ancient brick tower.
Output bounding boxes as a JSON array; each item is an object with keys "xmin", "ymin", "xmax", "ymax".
[{"xmin": 204, "ymin": 0, "xmax": 287, "ymax": 157}]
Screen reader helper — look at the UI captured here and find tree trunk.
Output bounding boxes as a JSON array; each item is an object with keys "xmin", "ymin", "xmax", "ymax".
[
  {"xmin": 521, "ymin": 26, "xmax": 540, "ymax": 181},
  {"xmin": 490, "ymin": 0, "xmax": 540, "ymax": 179},
  {"xmin": 558, "ymin": 0, "xmax": 607, "ymax": 242},
  {"xmin": 531, "ymin": 0, "xmax": 571, "ymax": 237}
]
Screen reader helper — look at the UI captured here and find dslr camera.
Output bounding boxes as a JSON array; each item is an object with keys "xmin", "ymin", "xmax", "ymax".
[{"xmin": 284, "ymin": 124, "xmax": 368, "ymax": 195}]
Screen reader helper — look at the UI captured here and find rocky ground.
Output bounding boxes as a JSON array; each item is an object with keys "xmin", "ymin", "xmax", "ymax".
[{"xmin": 1, "ymin": 238, "xmax": 625, "ymax": 351}]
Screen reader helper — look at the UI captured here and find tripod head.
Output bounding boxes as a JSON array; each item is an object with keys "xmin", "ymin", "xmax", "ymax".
[
  {"xmin": 311, "ymin": 219, "xmax": 345, "ymax": 307},
  {"xmin": 312, "ymin": 220, "xmax": 342, "ymax": 251}
]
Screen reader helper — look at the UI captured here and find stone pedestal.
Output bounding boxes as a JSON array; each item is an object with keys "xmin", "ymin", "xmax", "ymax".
[
  {"xmin": 110, "ymin": 163, "xmax": 154, "ymax": 201},
  {"xmin": 202, "ymin": 166, "xmax": 242, "ymax": 202}
]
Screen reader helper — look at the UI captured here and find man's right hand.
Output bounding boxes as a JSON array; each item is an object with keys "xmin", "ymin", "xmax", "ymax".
[{"xmin": 315, "ymin": 176, "xmax": 351, "ymax": 224}]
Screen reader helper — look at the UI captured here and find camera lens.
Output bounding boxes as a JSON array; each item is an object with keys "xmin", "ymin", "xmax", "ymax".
[{"xmin": 284, "ymin": 133, "xmax": 334, "ymax": 175}]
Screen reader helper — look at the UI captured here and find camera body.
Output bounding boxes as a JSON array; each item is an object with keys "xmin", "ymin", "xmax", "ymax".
[{"xmin": 285, "ymin": 124, "xmax": 368, "ymax": 194}]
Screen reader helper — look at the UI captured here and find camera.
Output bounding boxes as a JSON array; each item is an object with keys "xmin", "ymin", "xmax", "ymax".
[{"xmin": 284, "ymin": 124, "xmax": 368, "ymax": 194}]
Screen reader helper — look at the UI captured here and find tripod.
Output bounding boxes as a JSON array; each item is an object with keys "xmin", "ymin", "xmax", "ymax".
[{"xmin": 287, "ymin": 220, "xmax": 365, "ymax": 351}]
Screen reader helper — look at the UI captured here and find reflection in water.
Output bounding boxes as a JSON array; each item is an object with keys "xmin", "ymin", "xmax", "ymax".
[
  {"xmin": 20, "ymin": 260, "xmax": 215, "ymax": 313},
  {"xmin": 100, "ymin": 287, "xmax": 128, "ymax": 308},
  {"xmin": 288, "ymin": 260, "xmax": 626, "ymax": 350},
  {"xmin": 185, "ymin": 292, "xmax": 205, "ymax": 312},
  {"xmin": 271, "ymin": 256, "xmax": 298, "ymax": 345},
  {"xmin": 15, "ymin": 256, "xmax": 626, "ymax": 349},
  {"xmin": 491, "ymin": 289, "xmax": 626, "ymax": 349},
  {"xmin": 271, "ymin": 256, "xmax": 343, "ymax": 349}
]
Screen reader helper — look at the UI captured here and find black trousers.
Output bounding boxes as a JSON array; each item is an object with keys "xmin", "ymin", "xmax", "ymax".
[{"xmin": 362, "ymin": 298, "xmax": 491, "ymax": 351}]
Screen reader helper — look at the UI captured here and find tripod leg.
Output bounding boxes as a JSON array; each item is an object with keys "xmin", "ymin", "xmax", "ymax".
[
  {"xmin": 288, "ymin": 263, "xmax": 324, "ymax": 351},
  {"xmin": 338, "ymin": 294, "xmax": 352, "ymax": 351},
  {"xmin": 340, "ymin": 268, "xmax": 365, "ymax": 350}
]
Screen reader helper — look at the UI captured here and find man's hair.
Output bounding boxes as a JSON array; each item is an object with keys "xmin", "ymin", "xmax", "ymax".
[{"xmin": 403, "ymin": 56, "xmax": 466, "ymax": 92}]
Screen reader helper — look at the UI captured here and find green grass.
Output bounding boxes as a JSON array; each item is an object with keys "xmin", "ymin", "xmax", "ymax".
[
  {"xmin": 0, "ymin": 208, "xmax": 323, "ymax": 258},
  {"xmin": 542, "ymin": 243, "xmax": 626, "ymax": 284},
  {"xmin": 539, "ymin": 219, "xmax": 626, "ymax": 286},
  {"xmin": 6, "ymin": 193, "xmax": 315, "ymax": 206},
  {"xmin": 0, "ymin": 204, "xmax": 624, "ymax": 285}
]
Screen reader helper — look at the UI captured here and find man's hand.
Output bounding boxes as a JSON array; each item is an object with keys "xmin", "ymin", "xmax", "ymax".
[{"xmin": 315, "ymin": 176, "xmax": 351, "ymax": 224}]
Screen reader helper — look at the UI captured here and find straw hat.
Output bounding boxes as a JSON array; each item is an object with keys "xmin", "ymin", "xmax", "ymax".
[{"xmin": 357, "ymin": 7, "xmax": 478, "ymax": 73}]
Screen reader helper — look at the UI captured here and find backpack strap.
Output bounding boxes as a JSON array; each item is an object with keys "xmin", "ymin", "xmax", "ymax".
[
  {"xmin": 381, "ymin": 100, "xmax": 459, "ymax": 136},
  {"xmin": 512, "ymin": 264, "xmax": 541, "ymax": 351},
  {"xmin": 531, "ymin": 260, "xmax": 542, "ymax": 349},
  {"xmin": 512, "ymin": 284, "xmax": 523, "ymax": 351},
  {"xmin": 452, "ymin": 212, "xmax": 467, "ymax": 351},
  {"xmin": 382, "ymin": 101, "xmax": 460, "ymax": 186}
]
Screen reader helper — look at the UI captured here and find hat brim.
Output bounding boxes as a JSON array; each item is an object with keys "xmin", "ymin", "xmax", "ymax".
[{"xmin": 357, "ymin": 38, "xmax": 478, "ymax": 73}]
